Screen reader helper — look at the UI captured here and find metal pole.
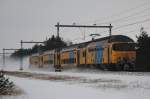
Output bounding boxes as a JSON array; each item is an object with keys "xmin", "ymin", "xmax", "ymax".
[
  {"xmin": 2, "ymin": 48, "xmax": 5, "ymax": 71},
  {"xmin": 57, "ymin": 22, "xmax": 59, "ymax": 37},
  {"xmin": 20, "ymin": 40, "xmax": 23, "ymax": 70},
  {"xmin": 108, "ymin": 24, "xmax": 112, "ymax": 65},
  {"xmin": 109, "ymin": 24, "xmax": 112, "ymax": 37}
]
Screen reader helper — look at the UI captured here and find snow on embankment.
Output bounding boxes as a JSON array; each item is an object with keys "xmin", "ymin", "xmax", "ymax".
[
  {"xmin": 2, "ymin": 76, "xmax": 150, "ymax": 99},
  {"xmin": 3, "ymin": 70, "xmax": 150, "ymax": 90},
  {"xmin": 1, "ymin": 70, "xmax": 150, "ymax": 99}
]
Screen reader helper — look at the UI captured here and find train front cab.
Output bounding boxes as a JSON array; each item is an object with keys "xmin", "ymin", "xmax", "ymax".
[{"xmin": 103, "ymin": 42, "xmax": 136, "ymax": 71}]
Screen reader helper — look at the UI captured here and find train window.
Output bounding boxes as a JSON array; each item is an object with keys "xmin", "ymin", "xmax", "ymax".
[
  {"xmin": 88, "ymin": 48, "xmax": 95, "ymax": 52},
  {"xmin": 49, "ymin": 60, "xmax": 53, "ymax": 64},
  {"xmin": 67, "ymin": 58, "xmax": 75, "ymax": 63},
  {"xmin": 83, "ymin": 51, "xmax": 86, "ymax": 57},
  {"xmin": 88, "ymin": 48, "xmax": 91, "ymax": 52},
  {"xmin": 68, "ymin": 59, "xmax": 69, "ymax": 64},
  {"xmin": 64, "ymin": 59, "xmax": 66, "ymax": 64},
  {"xmin": 113, "ymin": 43, "xmax": 136, "ymax": 51},
  {"xmin": 74, "ymin": 58, "xmax": 76, "ymax": 63},
  {"xmin": 95, "ymin": 48, "xmax": 96, "ymax": 51},
  {"xmin": 72, "ymin": 58, "xmax": 74, "ymax": 63}
]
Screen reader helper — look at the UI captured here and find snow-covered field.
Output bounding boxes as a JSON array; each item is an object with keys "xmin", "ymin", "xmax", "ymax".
[
  {"xmin": 1, "ymin": 75, "xmax": 150, "ymax": 99},
  {"xmin": 0, "ymin": 69, "xmax": 149, "ymax": 99}
]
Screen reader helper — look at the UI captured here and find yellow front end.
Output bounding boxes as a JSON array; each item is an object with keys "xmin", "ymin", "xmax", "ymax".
[{"xmin": 110, "ymin": 42, "xmax": 136, "ymax": 64}]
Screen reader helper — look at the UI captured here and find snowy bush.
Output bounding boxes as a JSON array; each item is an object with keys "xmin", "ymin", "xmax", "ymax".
[{"xmin": 0, "ymin": 71, "xmax": 14, "ymax": 95}]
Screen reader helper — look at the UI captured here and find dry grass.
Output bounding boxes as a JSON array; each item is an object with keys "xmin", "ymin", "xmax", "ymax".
[{"xmin": 0, "ymin": 85, "xmax": 23, "ymax": 96}]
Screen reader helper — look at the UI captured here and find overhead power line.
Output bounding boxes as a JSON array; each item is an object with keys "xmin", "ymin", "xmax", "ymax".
[
  {"xmin": 101, "ymin": 0, "xmax": 150, "ymax": 20},
  {"xmin": 112, "ymin": 12, "xmax": 150, "ymax": 24},
  {"xmin": 80, "ymin": 0, "xmax": 150, "ymax": 25},
  {"xmin": 97, "ymin": 18, "xmax": 150, "ymax": 37},
  {"xmin": 113, "ymin": 18, "xmax": 150, "ymax": 30},
  {"xmin": 98, "ymin": 6, "xmax": 150, "ymax": 25},
  {"xmin": 116, "ymin": 26, "xmax": 150, "ymax": 35}
]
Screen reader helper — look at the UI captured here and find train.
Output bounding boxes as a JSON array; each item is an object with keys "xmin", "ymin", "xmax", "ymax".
[{"xmin": 29, "ymin": 35, "xmax": 136, "ymax": 71}]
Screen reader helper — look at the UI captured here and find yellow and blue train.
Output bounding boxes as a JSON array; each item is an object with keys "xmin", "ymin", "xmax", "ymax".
[{"xmin": 29, "ymin": 35, "xmax": 136, "ymax": 71}]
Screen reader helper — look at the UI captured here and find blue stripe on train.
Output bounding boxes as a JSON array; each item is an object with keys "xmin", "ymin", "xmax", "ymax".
[
  {"xmin": 69, "ymin": 50, "xmax": 74, "ymax": 63},
  {"xmin": 96, "ymin": 45, "xmax": 103, "ymax": 64}
]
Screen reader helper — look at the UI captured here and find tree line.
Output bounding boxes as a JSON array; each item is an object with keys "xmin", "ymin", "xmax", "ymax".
[{"xmin": 11, "ymin": 35, "xmax": 67, "ymax": 57}]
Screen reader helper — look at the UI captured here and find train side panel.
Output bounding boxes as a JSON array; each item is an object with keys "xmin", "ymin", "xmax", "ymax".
[
  {"xmin": 86, "ymin": 42, "xmax": 96, "ymax": 65},
  {"xmin": 29, "ymin": 55, "xmax": 40, "ymax": 66},
  {"xmin": 60, "ymin": 48, "xmax": 78, "ymax": 68},
  {"xmin": 43, "ymin": 54, "xmax": 49, "ymax": 64},
  {"xmin": 86, "ymin": 41, "xmax": 107, "ymax": 67},
  {"xmin": 42, "ymin": 50, "xmax": 55, "ymax": 68}
]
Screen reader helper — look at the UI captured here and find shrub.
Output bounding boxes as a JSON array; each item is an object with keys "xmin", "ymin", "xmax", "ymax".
[{"xmin": 0, "ymin": 71, "xmax": 14, "ymax": 95}]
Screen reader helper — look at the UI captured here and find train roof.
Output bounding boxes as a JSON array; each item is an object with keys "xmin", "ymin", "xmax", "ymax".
[
  {"xmin": 30, "ymin": 53, "xmax": 39, "ymax": 56},
  {"xmin": 78, "ymin": 35, "xmax": 134, "ymax": 47},
  {"xmin": 95, "ymin": 35, "xmax": 134, "ymax": 42},
  {"xmin": 42, "ymin": 50, "xmax": 55, "ymax": 55},
  {"xmin": 59, "ymin": 35, "xmax": 134, "ymax": 49}
]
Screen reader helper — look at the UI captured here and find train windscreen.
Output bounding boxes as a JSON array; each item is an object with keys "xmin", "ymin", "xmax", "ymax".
[{"xmin": 113, "ymin": 43, "xmax": 136, "ymax": 51}]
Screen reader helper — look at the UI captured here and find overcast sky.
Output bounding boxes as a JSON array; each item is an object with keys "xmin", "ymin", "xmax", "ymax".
[{"xmin": 0, "ymin": 0, "xmax": 150, "ymax": 51}]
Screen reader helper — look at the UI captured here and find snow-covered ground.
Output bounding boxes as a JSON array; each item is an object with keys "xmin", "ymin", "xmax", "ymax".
[
  {"xmin": 0, "ymin": 69, "xmax": 150, "ymax": 99},
  {"xmin": 1, "ymin": 75, "xmax": 150, "ymax": 99}
]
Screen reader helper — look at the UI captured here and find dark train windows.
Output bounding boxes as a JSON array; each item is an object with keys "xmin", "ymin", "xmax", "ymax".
[
  {"xmin": 113, "ymin": 43, "xmax": 136, "ymax": 51},
  {"xmin": 82, "ymin": 50, "xmax": 86, "ymax": 57},
  {"xmin": 74, "ymin": 58, "xmax": 76, "ymax": 63},
  {"xmin": 61, "ymin": 58, "xmax": 76, "ymax": 64},
  {"xmin": 88, "ymin": 48, "xmax": 94, "ymax": 52},
  {"xmin": 48, "ymin": 60, "xmax": 53, "ymax": 64},
  {"xmin": 88, "ymin": 47, "xmax": 103, "ymax": 52}
]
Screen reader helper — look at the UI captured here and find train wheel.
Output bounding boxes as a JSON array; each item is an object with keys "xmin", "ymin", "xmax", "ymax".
[
  {"xmin": 123, "ymin": 64, "xmax": 129, "ymax": 71},
  {"xmin": 128, "ymin": 64, "xmax": 135, "ymax": 71},
  {"xmin": 55, "ymin": 68, "xmax": 61, "ymax": 72},
  {"xmin": 115, "ymin": 64, "xmax": 122, "ymax": 71}
]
